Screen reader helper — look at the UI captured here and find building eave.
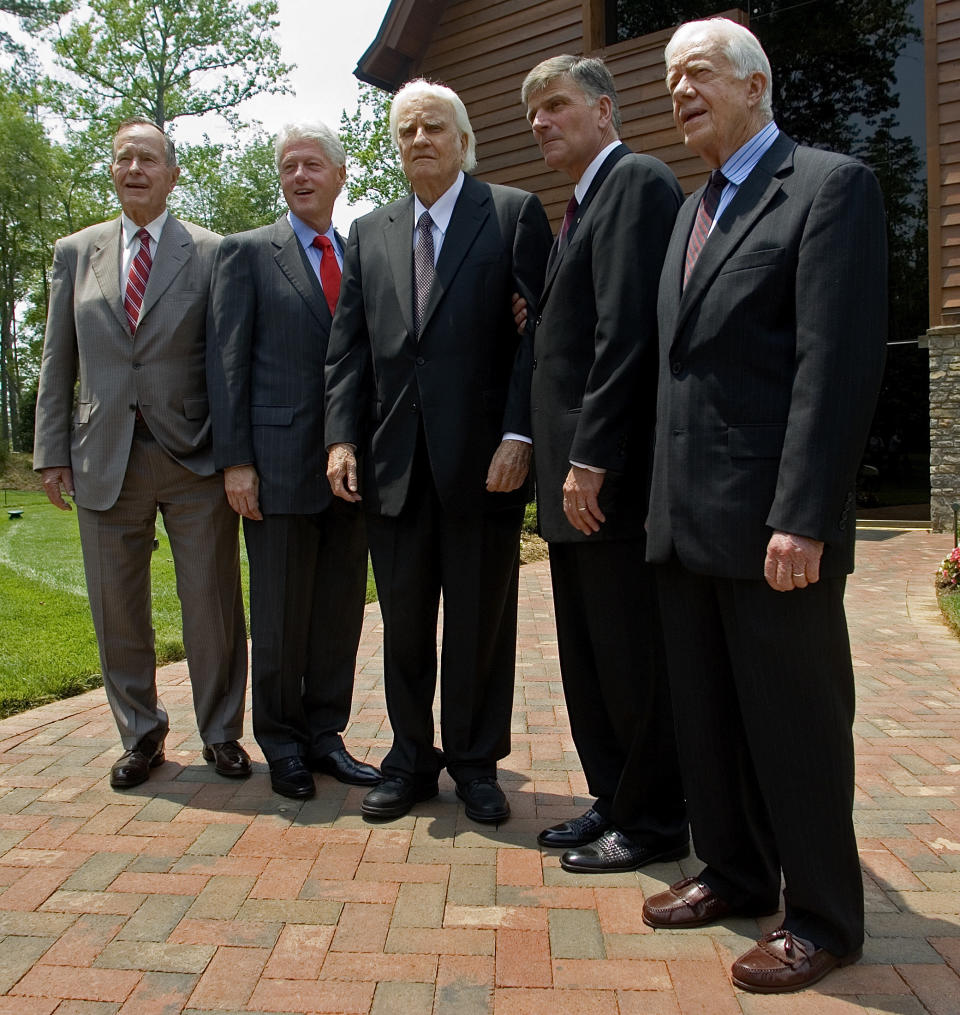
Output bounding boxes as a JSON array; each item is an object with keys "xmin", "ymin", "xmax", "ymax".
[{"xmin": 354, "ymin": 0, "xmax": 448, "ymax": 91}]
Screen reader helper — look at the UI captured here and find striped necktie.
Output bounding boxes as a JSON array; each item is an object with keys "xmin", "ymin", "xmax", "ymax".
[
  {"xmin": 124, "ymin": 227, "xmax": 152, "ymax": 334},
  {"xmin": 683, "ymin": 170, "xmax": 727, "ymax": 288}
]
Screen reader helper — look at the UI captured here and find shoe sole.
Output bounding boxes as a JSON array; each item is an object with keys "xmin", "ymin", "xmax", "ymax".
[
  {"xmin": 201, "ymin": 746, "xmax": 251, "ymax": 778},
  {"xmin": 361, "ymin": 784, "xmax": 438, "ymax": 819},
  {"xmin": 561, "ymin": 843, "xmax": 690, "ymax": 874},
  {"xmin": 110, "ymin": 751, "xmax": 165, "ymax": 789},
  {"xmin": 270, "ymin": 782, "xmax": 315, "ymax": 800},
  {"xmin": 731, "ymin": 946, "xmax": 862, "ymax": 994}
]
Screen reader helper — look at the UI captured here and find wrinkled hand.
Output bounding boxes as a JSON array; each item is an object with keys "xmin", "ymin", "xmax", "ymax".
[
  {"xmin": 327, "ymin": 443, "xmax": 362, "ymax": 502},
  {"xmin": 562, "ymin": 466, "xmax": 606, "ymax": 535},
  {"xmin": 41, "ymin": 467, "xmax": 75, "ymax": 511},
  {"xmin": 764, "ymin": 530, "xmax": 823, "ymax": 591},
  {"xmin": 511, "ymin": 292, "xmax": 528, "ymax": 336},
  {"xmin": 486, "ymin": 439, "xmax": 531, "ymax": 492},
  {"xmin": 224, "ymin": 465, "xmax": 262, "ymax": 520}
]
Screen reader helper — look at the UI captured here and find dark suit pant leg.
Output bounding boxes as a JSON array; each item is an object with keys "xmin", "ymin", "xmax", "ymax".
[
  {"xmin": 549, "ymin": 541, "xmax": 685, "ymax": 842},
  {"xmin": 657, "ymin": 560, "xmax": 862, "ymax": 955},
  {"xmin": 76, "ymin": 435, "xmax": 169, "ymax": 750},
  {"xmin": 158, "ymin": 454, "xmax": 247, "ymax": 745}
]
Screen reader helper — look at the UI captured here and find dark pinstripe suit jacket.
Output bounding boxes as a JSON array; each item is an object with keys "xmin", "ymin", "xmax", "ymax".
[
  {"xmin": 646, "ymin": 133, "xmax": 888, "ymax": 579},
  {"xmin": 207, "ymin": 215, "xmax": 339, "ymax": 515}
]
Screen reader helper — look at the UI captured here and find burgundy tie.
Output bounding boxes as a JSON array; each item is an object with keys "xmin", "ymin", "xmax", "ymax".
[
  {"xmin": 124, "ymin": 228, "xmax": 152, "ymax": 334},
  {"xmin": 312, "ymin": 234, "xmax": 341, "ymax": 316},
  {"xmin": 684, "ymin": 170, "xmax": 727, "ymax": 288},
  {"xmin": 558, "ymin": 194, "xmax": 578, "ymax": 247}
]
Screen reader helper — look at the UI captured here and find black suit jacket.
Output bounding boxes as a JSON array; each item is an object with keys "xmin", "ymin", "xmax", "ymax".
[
  {"xmin": 532, "ymin": 145, "xmax": 682, "ymax": 543},
  {"xmin": 647, "ymin": 133, "xmax": 888, "ymax": 578},
  {"xmin": 206, "ymin": 215, "xmax": 341, "ymax": 515},
  {"xmin": 324, "ymin": 174, "xmax": 552, "ymax": 516}
]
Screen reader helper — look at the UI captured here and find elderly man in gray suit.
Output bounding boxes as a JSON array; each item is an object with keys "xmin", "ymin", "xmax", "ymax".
[
  {"xmin": 207, "ymin": 122, "xmax": 379, "ymax": 801},
  {"xmin": 34, "ymin": 116, "xmax": 250, "ymax": 790}
]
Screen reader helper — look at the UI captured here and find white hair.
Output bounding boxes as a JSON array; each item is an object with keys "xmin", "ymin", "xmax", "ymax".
[
  {"xmin": 274, "ymin": 122, "xmax": 346, "ymax": 171},
  {"xmin": 389, "ymin": 78, "xmax": 477, "ymax": 172}
]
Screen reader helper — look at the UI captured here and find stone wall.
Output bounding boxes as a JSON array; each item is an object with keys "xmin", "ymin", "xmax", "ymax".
[{"xmin": 929, "ymin": 326, "xmax": 960, "ymax": 534}]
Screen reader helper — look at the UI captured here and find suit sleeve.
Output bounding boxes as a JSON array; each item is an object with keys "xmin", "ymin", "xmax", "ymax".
[
  {"xmin": 570, "ymin": 163, "xmax": 682, "ymax": 471},
  {"xmin": 324, "ymin": 219, "xmax": 372, "ymax": 447},
  {"xmin": 766, "ymin": 161, "xmax": 887, "ymax": 541},
  {"xmin": 503, "ymin": 192, "xmax": 552, "ymax": 437},
  {"xmin": 206, "ymin": 235, "xmax": 257, "ymax": 471},
  {"xmin": 33, "ymin": 240, "xmax": 79, "ymax": 470}
]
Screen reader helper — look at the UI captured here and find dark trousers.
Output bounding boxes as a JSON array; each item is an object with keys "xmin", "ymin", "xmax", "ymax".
[
  {"xmin": 366, "ymin": 467, "xmax": 522, "ymax": 785},
  {"xmin": 244, "ymin": 500, "xmax": 367, "ymax": 761},
  {"xmin": 549, "ymin": 540, "xmax": 686, "ymax": 843},
  {"xmin": 656, "ymin": 559, "xmax": 863, "ymax": 956}
]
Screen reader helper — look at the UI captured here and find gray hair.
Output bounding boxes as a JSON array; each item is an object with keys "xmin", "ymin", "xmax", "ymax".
[
  {"xmin": 389, "ymin": 78, "xmax": 477, "ymax": 173},
  {"xmin": 114, "ymin": 116, "xmax": 177, "ymax": 167},
  {"xmin": 521, "ymin": 54, "xmax": 622, "ymax": 135},
  {"xmin": 665, "ymin": 18, "xmax": 773, "ymax": 118},
  {"xmin": 274, "ymin": 122, "xmax": 346, "ymax": 172}
]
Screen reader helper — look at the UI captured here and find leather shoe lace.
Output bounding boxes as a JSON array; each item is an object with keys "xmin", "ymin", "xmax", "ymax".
[
  {"xmin": 731, "ymin": 929, "xmax": 862, "ymax": 993},
  {"xmin": 560, "ymin": 829, "xmax": 689, "ymax": 873},
  {"xmin": 268, "ymin": 756, "xmax": 315, "ymax": 799},
  {"xmin": 455, "ymin": 777, "xmax": 509, "ymax": 823},
  {"xmin": 362, "ymin": 775, "xmax": 439, "ymax": 819},
  {"xmin": 110, "ymin": 738, "xmax": 165, "ymax": 789},
  {"xmin": 538, "ymin": 807, "xmax": 611, "ymax": 848},
  {"xmin": 202, "ymin": 740, "xmax": 251, "ymax": 778},
  {"xmin": 308, "ymin": 747, "xmax": 381, "ymax": 786}
]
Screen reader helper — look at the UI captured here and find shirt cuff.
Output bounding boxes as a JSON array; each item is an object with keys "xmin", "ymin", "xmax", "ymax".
[{"xmin": 503, "ymin": 432, "xmax": 532, "ymax": 444}]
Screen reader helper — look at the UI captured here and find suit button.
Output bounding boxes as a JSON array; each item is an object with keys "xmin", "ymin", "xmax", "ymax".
[
  {"xmin": 410, "ymin": 403, "xmax": 418, "ymax": 413},
  {"xmin": 671, "ymin": 362, "xmax": 681, "ymax": 375},
  {"xmin": 132, "ymin": 362, "xmax": 141, "ymax": 370},
  {"xmin": 535, "ymin": 316, "xmax": 542, "ymax": 327},
  {"xmin": 129, "ymin": 404, "xmax": 137, "ymax": 412},
  {"xmin": 416, "ymin": 356, "xmax": 425, "ymax": 366},
  {"xmin": 532, "ymin": 359, "xmax": 538, "ymax": 369}
]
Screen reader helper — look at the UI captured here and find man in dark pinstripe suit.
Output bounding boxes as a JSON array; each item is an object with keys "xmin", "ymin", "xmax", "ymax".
[{"xmin": 207, "ymin": 122, "xmax": 380, "ymax": 800}]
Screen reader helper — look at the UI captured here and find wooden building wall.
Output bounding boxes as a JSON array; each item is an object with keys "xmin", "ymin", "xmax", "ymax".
[
  {"xmin": 928, "ymin": 0, "xmax": 960, "ymax": 325},
  {"xmin": 415, "ymin": 1, "xmax": 747, "ymax": 226}
]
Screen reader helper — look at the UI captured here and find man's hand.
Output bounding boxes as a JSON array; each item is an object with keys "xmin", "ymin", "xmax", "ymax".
[
  {"xmin": 224, "ymin": 465, "xmax": 262, "ymax": 520},
  {"xmin": 41, "ymin": 467, "xmax": 75, "ymax": 511},
  {"xmin": 486, "ymin": 439, "xmax": 531, "ymax": 492},
  {"xmin": 764, "ymin": 530, "xmax": 823, "ymax": 591},
  {"xmin": 327, "ymin": 443, "xmax": 362, "ymax": 502},
  {"xmin": 562, "ymin": 466, "xmax": 606, "ymax": 535},
  {"xmin": 511, "ymin": 292, "xmax": 528, "ymax": 336}
]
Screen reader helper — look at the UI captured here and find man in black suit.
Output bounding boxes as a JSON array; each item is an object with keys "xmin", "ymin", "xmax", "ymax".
[
  {"xmin": 207, "ymin": 122, "xmax": 379, "ymax": 800},
  {"xmin": 519, "ymin": 55, "xmax": 687, "ymax": 872},
  {"xmin": 325, "ymin": 80, "xmax": 552, "ymax": 822},
  {"xmin": 641, "ymin": 18, "xmax": 887, "ymax": 993}
]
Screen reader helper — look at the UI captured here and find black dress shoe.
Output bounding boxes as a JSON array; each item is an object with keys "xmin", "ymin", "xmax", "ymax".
[
  {"xmin": 361, "ymin": 775, "xmax": 438, "ymax": 819},
  {"xmin": 110, "ymin": 738, "xmax": 165, "ymax": 788},
  {"xmin": 307, "ymin": 747, "xmax": 381, "ymax": 786},
  {"xmin": 455, "ymin": 777, "xmax": 510, "ymax": 823},
  {"xmin": 202, "ymin": 740, "xmax": 252, "ymax": 778},
  {"xmin": 538, "ymin": 807, "xmax": 611, "ymax": 848},
  {"xmin": 560, "ymin": 829, "xmax": 689, "ymax": 873},
  {"xmin": 268, "ymin": 756, "xmax": 315, "ymax": 799}
]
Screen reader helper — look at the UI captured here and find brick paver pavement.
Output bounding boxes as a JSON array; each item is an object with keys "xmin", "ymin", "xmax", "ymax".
[{"xmin": 1, "ymin": 528, "xmax": 959, "ymax": 1013}]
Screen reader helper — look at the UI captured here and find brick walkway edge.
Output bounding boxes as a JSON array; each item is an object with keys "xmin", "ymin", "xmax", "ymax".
[{"xmin": 0, "ymin": 528, "xmax": 958, "ymax": 1014}]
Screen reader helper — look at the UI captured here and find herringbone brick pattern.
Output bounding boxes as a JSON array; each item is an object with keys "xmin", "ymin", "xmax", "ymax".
[{"xmin": 0, "ymin": 529, "xmax": 958, "ymax": 1013}]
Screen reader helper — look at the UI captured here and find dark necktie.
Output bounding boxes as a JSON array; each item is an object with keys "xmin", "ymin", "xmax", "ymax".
[
  {"xmin": 124, "ymin": 227, "xmax": 152, "ymax": 334},
  {"xmin": 312, "ymin": 234, "xmax": 341, "ymax": 316},
  {"xmin": 414, "ymin": 211, "xmax": 435, "ymax": 336},
  {"xmin": 683, "ymin": 170, "xmax": 727, "ymax": 288},
  {"xmin": 558, "ymin": 194, "xmax": 578, "ymax": 248}
]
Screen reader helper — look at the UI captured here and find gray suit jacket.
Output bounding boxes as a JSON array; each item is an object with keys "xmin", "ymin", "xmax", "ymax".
[
  {"xmin": 34, "ymin": 214, "xmax": 221, "ymax": 510},
  {"xmin": 207, "ymin": 216, "xmax": 340, "ymax": 515},
  {"xmin": 646, "ymin": 133, "xmax": 888, "ymax": 578}
]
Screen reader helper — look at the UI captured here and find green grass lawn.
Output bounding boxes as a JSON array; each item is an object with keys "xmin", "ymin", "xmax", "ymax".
[
  {"xmin": 938, "ymin": 589, "xmax": 960, "ymax": 641},
  {"xmin": 0, "ymin": 488, "xmax": 376, "ymax": 720}
]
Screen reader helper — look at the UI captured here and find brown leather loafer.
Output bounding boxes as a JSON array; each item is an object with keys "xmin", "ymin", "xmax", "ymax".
[
  {"xmin": 202, "ymin": 740, "xmax": 252, "ymax": 778},
  {"xmin": 110, "ymin": 738, "xmax": 165, "ymax": 788},
  {"xmin": 731, "ymin": 929, "xmax": 862, "ymax": 993},
  {"xmin": 642, "ymin": 876, "xmax": 778, "ymax": 928}
]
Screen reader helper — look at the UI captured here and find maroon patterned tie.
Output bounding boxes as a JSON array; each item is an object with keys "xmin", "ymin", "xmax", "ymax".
[
  {"xmin": 124, "ymin": 228, "xmax": 152, "ymax": 334},
  {"xmin": 311, "ymin": 234, "xmax": 341, "ymax": 316},
  {"xmin": 683, "ymin": 170, "xmax": 727, "ymax": 288},
  {"xmin": 558, "ymin": 194, "xmax": 578, "ymax": 248}
]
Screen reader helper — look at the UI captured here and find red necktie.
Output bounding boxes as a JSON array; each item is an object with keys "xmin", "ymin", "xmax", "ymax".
[
  {"xmin": 558, "ymin": 194, "xmax": 578, "ymax": 248},
  {"xmin": 684, "ymin": 170, "xmax": 727, "ymax": 288},
  {"xmin": 124, "ymin": 227, "xmax": 152, "ymax": 334},
  {"xmin": 312, "ymin": 234, "xmax": 341, "ymax": 316}
]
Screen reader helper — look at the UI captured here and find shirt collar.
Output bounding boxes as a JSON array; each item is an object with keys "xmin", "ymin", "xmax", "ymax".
[
  {"xmin": 287, "ymin": 210, "xmax": 337, "ymax": 250},
  {"xmin": 414, "ymin": 171, "xmax": 465, "ymax": 234},
  {"xmin": 719, "ymin": 121, "xmax": 780, "ymax": 185},
  {"xmin": 574, "ymin": 140, "xmax": 622, "ymax": 203},
  {"xmin": 122, "ymin": 210, "xmax": 168, "ymax": 249}
]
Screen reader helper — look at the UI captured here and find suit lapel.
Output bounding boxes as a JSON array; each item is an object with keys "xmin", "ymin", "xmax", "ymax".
[
  {"xmin": 138, "ymin": 215, "xmax": 191, "ymax": 325},
  {"xmin": 673, "ymin": 134, "xmax": 796, "ymax": 344},
  {"xmin": 386, "ymin": 197, "xmax": 417, "ymax": 338},
  {"xmin": 272, "ymin": 216, "xmax": 330, "ymax": 327},
  {"xmin": 90, "ymin": 218, "xmax": 129, "ymax": 333}
]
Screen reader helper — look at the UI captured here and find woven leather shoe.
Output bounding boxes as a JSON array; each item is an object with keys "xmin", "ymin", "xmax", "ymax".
[
  {"xmin": 110, "ymin": 737, "xmax": 165, "ymax": 788},
  {"xmin": 361, "ymin": 775, "xmax": 439, "ymax": 819},
  {"xmin": 731, "ymin": 930, "xmax": 862, "ymax": 993},
  {"xmin": 538, "ymin": 807, "xmax": 611, "ymax": 848},
  {"xmin": 202, "ymin": 740, "xmax": 251, "ymax": 778},
  {"xmin": 456, "ymin": 777, "xmax": 510, "ymax": 823},
  {"xmin": 307, "ymin": 747, "xmax": 381, "ymax": 786},
  {"xmin": 560, "ymin": 829, "xmax": 688, "ymax": 873},
  {"xmin": 642, "ymin": 876, "xmax": 778, "ymax": 928},
  {"xmin": 268, "ymin": 756, "xmax": 315, "ymax": 799}
]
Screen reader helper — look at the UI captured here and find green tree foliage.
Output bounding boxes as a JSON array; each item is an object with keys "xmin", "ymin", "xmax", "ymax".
[
  {"xmin": 0, "ymin": 0, "xmax": 70, "ymax": 58},
  {"xmin": 49, "ymin": 0, "xmax": 292, "ymax": 130},
  {"xmin": 340, "ymin": 83, "xmax": 408, "ymax": 208}
]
